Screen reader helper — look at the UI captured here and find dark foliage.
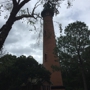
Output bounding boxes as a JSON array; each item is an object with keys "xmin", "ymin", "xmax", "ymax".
[
  {"xmin": 55, "ymin": 21, "xmax": 90, "ymax": 90},
  {"xmin": 0, "ymin": 54, "xmax": 51, "ymax": 90}
]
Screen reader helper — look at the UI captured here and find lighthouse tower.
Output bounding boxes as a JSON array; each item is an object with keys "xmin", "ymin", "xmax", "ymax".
[{"xmin": 41, "ymin": 2, "xmax": 64, "ymax": 90}]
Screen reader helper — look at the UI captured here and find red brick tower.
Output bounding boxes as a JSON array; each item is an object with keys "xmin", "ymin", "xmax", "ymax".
[{"xmin": 41, "ymin": 2, "xmax": 65, "ymax": 90}]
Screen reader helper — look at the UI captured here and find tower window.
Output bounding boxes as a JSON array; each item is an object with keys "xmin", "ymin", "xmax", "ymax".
[{"xmin": 45, "ymin": 54, "xmax": 47, "ymax": 61}]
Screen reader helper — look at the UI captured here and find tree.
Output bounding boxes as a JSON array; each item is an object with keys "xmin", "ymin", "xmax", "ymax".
[
  {"xmin": 82, "ymin": 46, "xmax": 90, "ymax": 90},
  {"xmin": 59, "ymin": 50, "xmax": 90, "ymax": 90},
  {"xmin": 0, "ymin": 54, "xmax": 17, "ymax": 72},
  {"xmin": 0, "ymin": 0, "xmax": 42, "ymax": 51},
  {"xmin": 55, "ymin": 21, "xmax": 90, "ymax": 90},
  {"xmin": 0, "ymin": 54, "xmax": 51, "ymax": 90},
  {"xmin": 0, "ymin": 47, "xmax": 6, "ymax": 58},
  {"xmin": 0, "ymin": 0, "xmax": 73, "ymax": 50},
  {"xmin": 60, "ymin": 55, "xmax": 84, "ymax": 90}
]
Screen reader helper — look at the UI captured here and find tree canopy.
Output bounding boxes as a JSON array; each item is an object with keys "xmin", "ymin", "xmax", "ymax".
[
  {"xmin": 0, "ymin": 54, "xmax": 51, "ymax": 90},
  {"xmin": 0, "ymin": 0, "xmax": 73, "ymax": 50},
  {"xmin": 55, "ymin": 21, "xmax": 90, "ymax": 90},
  {"xmin": 60, "ymin": 47, "xmax": 90, "ymax": 90}
]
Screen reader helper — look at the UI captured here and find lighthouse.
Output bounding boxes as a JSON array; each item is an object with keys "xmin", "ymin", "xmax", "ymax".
[{"xmin": 41, "ymin": 1, "xmax": 64, "ymax": 90}]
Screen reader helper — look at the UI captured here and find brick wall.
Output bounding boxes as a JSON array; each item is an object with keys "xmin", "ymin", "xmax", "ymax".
[{"xmin": 43, "ymin": 12, "xmax": 63, "ymax": 88}]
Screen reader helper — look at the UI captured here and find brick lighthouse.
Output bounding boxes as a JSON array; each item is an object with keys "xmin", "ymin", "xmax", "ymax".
[{"xmin": 41, "ymin": 1, "xmax": 65, "ymax": 90}]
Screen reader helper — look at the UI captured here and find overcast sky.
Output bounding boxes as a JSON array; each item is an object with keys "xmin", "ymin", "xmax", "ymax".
[{"xmin": 0, "ymin": 0, "xmax": 90, "ymax": 63}]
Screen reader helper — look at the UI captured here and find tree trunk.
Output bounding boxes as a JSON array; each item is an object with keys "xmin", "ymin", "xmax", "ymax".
[
  {"xmin": 0, "ymin": 5, "xmax": 20, "ymax": 50},
  {"xmin": 0, "ymin": 15, "xmax": 16, "ymax": 50},
  {"xmin": 0, "ymin": 24, "xmax": 13, "ymax": 50},
  {"xmin": 79, "ymin": 56, "xmax": 88, "ymax": 90}
]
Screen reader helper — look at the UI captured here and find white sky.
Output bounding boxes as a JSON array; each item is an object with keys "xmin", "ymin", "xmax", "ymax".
[{"xmin": 0, "ymin": 0, "xmax": 90, "ymax": 63}]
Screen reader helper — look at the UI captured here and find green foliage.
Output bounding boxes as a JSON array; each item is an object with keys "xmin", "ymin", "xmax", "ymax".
[
  {"xmin": 42, "ymin": 0, "xmax": 73, "ymax": 15},
  {"xmin": 0, "ymin": 54, "xmax": 17, "ymax": 72},
  {"xmin": 56, "ymin": 21, "xmax": 90, "ymax": 60},
  {"xmin": 55, "ymin": 21, "xmax": 90, "ymax": 90},
  {"xmin": 60, "ymin": 56, "xmax": 84, "ymax": 90},
  {"xmin": 60, "ymin": 47, "xmax": 90, "ymax": 90},
  {"xmin": 0, "ymin": 54, "xmax": 51, "ymax": 90}
]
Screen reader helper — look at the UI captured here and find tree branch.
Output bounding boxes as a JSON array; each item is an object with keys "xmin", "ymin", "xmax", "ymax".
[
  {"xmin": 15, "ymin": 14, "xmax": 37, "ymax": 21},
  {"xmin": 17, "ymin": 0, "xmax": 21, "ymax": 4},
  {"xmin": 19, "ymin": 0, "xmax": 30, "ymax": 9},
  {"xmin": 12, "ymin": 0, "xmax": 17, "ymax": 6},
  {"xmin": 31, "ymin": 0, "xmax": 41, "ymax": 15}
]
